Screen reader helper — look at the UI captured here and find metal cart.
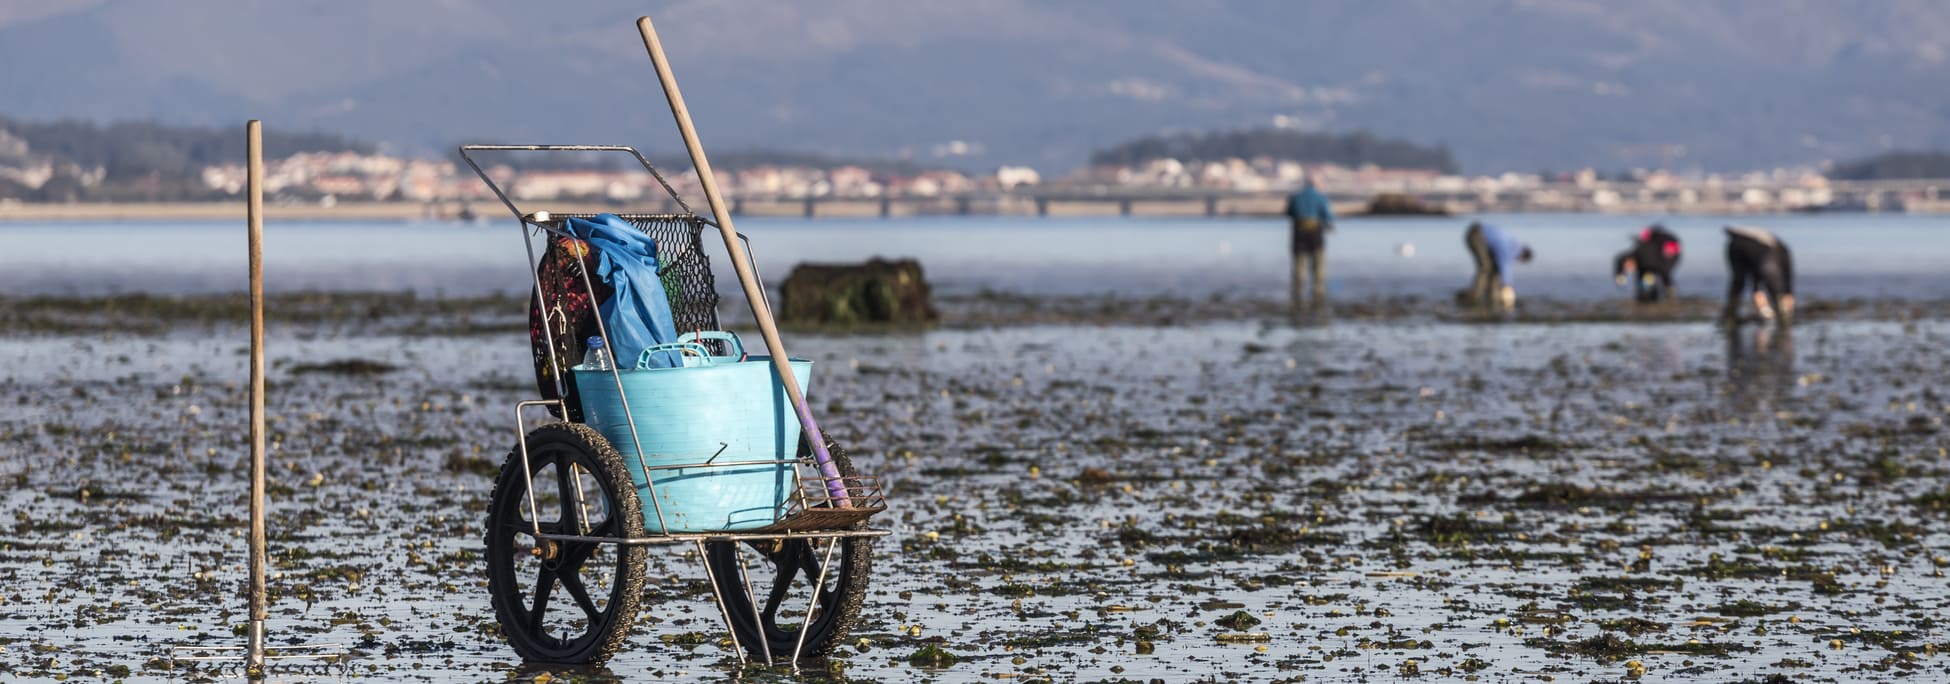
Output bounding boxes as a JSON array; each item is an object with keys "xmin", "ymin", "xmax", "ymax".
[{"xmin": 460, "ymin": 143, "xmax": 889, "ymax": 667}]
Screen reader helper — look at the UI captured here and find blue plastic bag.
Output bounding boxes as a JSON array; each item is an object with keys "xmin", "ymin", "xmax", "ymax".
[{"xmin": 564, "ymin": 214, "xmax": 683, "ymax": 369}]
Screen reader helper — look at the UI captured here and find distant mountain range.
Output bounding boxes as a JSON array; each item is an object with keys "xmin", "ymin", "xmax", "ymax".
[{"xmin": 3, "ymin": 0, "xmax": 1948, "ymax": 173}]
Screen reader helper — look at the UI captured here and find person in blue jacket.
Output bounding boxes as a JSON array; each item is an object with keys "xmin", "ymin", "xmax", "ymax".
[
  {"xmin": 1463, "ymin": 221, "xmax": 1533, "ymax": 308},
  {"xmin": 1284, "ymin": 176, "xmax": 1335, "ymax": 309}
]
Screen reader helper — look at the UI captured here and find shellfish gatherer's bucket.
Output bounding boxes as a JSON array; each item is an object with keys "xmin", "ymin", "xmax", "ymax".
[{"xmin": 574, "ymin": 334, "xmax": 811, "ymax": 533}]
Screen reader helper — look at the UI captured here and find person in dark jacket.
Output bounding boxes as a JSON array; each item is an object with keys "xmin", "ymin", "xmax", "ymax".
[
  {"xmin": 1284, "ymin": 177, "xmax": 1335, "ymax": 309},
  {"xmin": 1463, "ymin": 221, "xmax": 1532, "ymax": 308},
  {"xmin": 1613, "ymin": 224, "xmax": 1682, "ymax": 302},
  {"xmin": 1723, "ymin": 225, "xmax": 1794, "ymax": 324}
]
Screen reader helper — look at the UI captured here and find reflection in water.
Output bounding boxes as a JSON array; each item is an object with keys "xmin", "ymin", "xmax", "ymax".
[
  {"xmin": 1724, "ymin": 324, "xmax": 1794, "ymax": 413},
  {"xmin": 1286, "ymin": 300, "xmax": 1332, "ymax": 328},
  {"xmin": 511, "ymin": 663, "xmax": 620, "ymax": 683},
  {"xmin": 1620, "ymin": 330, "xmax": 1683, "ymax": 375}
]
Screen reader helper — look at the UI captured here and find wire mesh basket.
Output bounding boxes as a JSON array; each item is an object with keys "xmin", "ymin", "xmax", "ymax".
[{"xmin": 758, "ymin": 465, "xmax": 887, "ymax": 533}]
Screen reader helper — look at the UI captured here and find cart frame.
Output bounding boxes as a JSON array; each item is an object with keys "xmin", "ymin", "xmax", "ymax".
[{"xmin": 462, "ymin": 144, "xmax": 886, "ymax": 667}]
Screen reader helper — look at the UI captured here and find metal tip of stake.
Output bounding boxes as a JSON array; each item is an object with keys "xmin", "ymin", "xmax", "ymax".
[{"xmin": 247, "ymin": 619, "xmax": 265, "ymax": 670}]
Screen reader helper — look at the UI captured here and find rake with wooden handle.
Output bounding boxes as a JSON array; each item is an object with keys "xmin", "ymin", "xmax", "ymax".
[{"xmin": 634, "ymin": 16, "xmax": 852, "ymax": 506}]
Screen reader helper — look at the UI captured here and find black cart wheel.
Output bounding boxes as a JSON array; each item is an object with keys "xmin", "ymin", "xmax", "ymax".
[
  {"xmin": 705, "ymin": 441, "xmax": 874, "ymax": 660},
  {"xmin": 485, "ymin": 423, "xmax": 648, "ymax": 664}
]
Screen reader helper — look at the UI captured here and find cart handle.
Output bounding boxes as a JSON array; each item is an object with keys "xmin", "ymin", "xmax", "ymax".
[
  {"xmin": 634, "ymin": 341, "xmax": 715, "ymax": 370},
  {"xmin": 678, "ymin": 330, "xmax": 747, "ymax": 363},
  {"xmin": 456, "ymin": 144, "xmax": 698, "ymax": 224}
]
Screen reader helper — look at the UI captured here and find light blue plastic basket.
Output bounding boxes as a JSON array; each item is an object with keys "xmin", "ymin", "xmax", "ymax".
[{"xmin": 573, "ymin": 332, "xmax": 811, "ymax": 533}]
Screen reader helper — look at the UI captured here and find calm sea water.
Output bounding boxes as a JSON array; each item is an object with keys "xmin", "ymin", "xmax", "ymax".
[{"xmin": 2, "ymin": 212, "xmax": 1945, "ymax": 300}]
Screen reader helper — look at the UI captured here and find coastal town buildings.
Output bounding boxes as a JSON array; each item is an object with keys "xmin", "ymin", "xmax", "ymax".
[{"xmin": 2, "ymin": 145, "xmax": 1946, "ymax": 215}]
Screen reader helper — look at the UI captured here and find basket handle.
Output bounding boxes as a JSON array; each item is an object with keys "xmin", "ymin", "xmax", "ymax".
[
  {"xmin": 635, "ymin": 341, "xmax": 714, "ymax": 370},
  {"xmin": 678, "ymin": 330, "xmax": 747, "ymax": 363}
]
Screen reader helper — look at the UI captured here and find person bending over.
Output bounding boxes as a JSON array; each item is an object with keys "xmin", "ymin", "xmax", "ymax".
[
  {"xmin": 1463, "ymin": 221, "xmax": 1533, "ymax": 308},
  {"xmin": 1613, "ymin": 224, "xmax": 1682, "ymax": 302},
  {"xmin": 1723, "ymin": 224, "xmax": 1794, "ymax": 324}
]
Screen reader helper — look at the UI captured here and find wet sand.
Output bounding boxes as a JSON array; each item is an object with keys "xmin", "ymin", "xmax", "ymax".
[{"xmin": 2, "ymin": 293, "xmax": 1947, "ymax": 682}]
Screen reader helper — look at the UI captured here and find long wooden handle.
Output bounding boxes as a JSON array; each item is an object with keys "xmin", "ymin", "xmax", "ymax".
[
  {"xmin": 244, "ymin": 119, "xmax": 268, "ymax": 670},
  {"xmin": 636, "ymin": 16, "xmax": 850, "ymax": 504}
]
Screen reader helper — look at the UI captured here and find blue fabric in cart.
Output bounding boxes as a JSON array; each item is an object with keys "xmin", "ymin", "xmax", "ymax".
[{"xmin": 565, "ymin": 214, "xmax": 684, "ymax": 369}]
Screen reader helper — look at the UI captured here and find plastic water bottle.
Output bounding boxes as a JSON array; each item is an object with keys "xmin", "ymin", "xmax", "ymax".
[{"xmin": 582, "ymin": 336, "xmax": 613, "ymax": 371}]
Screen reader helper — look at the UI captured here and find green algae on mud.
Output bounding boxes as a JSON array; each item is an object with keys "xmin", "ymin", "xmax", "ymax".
[
  {"xmin": 4, "ymin": 299, "xmax": 1950, "ymax": 681},
  {"xmin": 0, "ymin": 291, "xmax": 527, "ymax": 336},
  {"xmin": 289, "ymin": 358, "xmax": 401, "ymax": 376},
  {"xmin": 15, "ymin": 289, "xmax": 1950, "ymax": 336}
]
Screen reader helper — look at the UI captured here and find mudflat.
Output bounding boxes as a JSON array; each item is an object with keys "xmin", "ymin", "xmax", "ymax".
[{"xmin": 2, "ymin": 292, "xmax": 1946, "ymax": 682}]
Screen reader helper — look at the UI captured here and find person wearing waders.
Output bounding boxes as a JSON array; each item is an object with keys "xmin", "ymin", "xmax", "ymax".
[
  {"xmin": 1613, "ymin": 224, "xmax": 1682, "ymax": 302},
  {"xmin": 1723, "ymin": 224, "xmax": 1794, "ymax": 324},
  {"xmin": 1284, "ymin": 176, "xmax": 1335, "ymax": 310},
  {"xmin": 1462, "ymin": 221, "xmax": 1532, "ymax": 309}
]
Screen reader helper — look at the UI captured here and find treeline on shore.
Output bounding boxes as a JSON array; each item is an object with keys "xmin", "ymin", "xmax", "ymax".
[
  {"xmin": 1089, "ymin": 128, "xmax": 1462, "ymax": 174},
  {"xmin": 442, "ymin": 142, "xmax": 940, "ymax": 176},
  {"xmin": 0, "ymin": 113, "xmax": 957, "ymax": 203},
  {"xmin": 0, "ymin": 117, "xmax": 370, "ymax": 202},
  {"xmin": 6, "ymin": 114, "xmax": 1950, "ymax": 205},
  {"xmin": 1829, "ymin": 150, "xmax": 1950, "ymax": 181},
  {"xmin": 1, "ymin": 117, "xmax": 374, "ymax": 169}
]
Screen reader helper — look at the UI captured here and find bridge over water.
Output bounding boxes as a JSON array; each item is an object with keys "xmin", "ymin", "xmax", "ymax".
[{"xmin": 718, "ymin": 178, "xmax": 1950, "ymax": 218}]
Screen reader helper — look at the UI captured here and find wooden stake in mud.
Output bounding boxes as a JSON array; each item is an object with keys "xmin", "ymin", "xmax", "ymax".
[
  {"xmin": 636, "ymin": 16, "xmax": 851, "ymax": 505},
  {"xmin": 245, "ymin": 119, "xmax": 269, "ymax": 671}
]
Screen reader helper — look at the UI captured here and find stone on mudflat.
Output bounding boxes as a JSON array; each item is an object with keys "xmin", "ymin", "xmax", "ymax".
[{"xmin": 779, "ymin": 258, "xmax": 938, "ymax": 325}]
